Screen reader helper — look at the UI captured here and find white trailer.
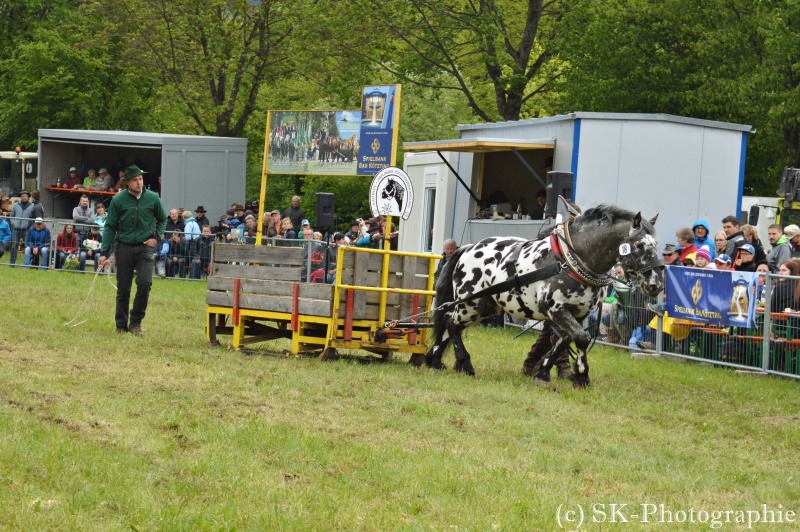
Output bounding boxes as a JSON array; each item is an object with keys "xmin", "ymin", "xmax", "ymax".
[
  {"xmin": 37, "ymin": 129, "xmax": 247, "ymax": 223},
  {"xmin": 401, "ymin": 112, "xmax": 752, "ymax": 255}
]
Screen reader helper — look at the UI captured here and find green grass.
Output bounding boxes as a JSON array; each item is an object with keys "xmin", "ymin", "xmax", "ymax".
[{"xmin": 1, "ymin": 266, "xmax": 799, "ymax": 530}]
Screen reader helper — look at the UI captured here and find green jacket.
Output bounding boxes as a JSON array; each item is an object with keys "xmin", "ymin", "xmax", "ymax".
[{"xmin": 101, "ymin": 189, "xmax": 167, "ymax": 256}]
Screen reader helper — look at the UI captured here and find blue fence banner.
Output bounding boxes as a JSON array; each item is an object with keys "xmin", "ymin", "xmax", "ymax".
[{"xmin": 665, "ymin": 267, "xmax": 756, "ymax": 328}]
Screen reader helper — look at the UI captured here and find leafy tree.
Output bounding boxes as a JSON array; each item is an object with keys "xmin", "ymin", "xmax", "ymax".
[
  {"xmin": 0, "ymin": 1, "xmax": 155, "ymax": 148},
  {"xmin": 109, "ymin": 0, "xmax": 295, "ymax": 137},
  {"xmin": 308, "ymin": 0, "xmax": 565, "ymax": 122}
]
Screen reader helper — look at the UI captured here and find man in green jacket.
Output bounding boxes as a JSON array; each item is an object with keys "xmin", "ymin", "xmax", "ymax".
[{"xmin": 98, "ymin": 165, "xmax": 168, "ymax": 336}]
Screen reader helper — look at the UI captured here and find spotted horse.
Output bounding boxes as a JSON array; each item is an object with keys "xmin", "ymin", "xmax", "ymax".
[{"xmin": 417, "ymin": 203, "xmax": 665, "ymax": 387}]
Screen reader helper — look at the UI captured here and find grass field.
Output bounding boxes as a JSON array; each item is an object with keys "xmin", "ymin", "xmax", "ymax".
[{"xmin": 1, "ymin": 266, "xmax": 799, "ymax": 530}]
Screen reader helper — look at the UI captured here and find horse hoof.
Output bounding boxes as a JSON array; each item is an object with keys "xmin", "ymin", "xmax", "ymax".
[
  {"xmin": 534, "ymin": 375, "xmax": 551, "ymax": 386},
  {"xmin": 572, "ymin": 381, "xmax": 589, "ymax": 389}
]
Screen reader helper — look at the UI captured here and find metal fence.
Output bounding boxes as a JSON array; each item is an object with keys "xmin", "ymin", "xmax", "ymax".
[
  {"xmin": 0, "ymin": 215, "xmax": 337, "ymax": 283},
  {"xmin": 591, "ymin": 270, "xmax": 800, "ymax": 380}
]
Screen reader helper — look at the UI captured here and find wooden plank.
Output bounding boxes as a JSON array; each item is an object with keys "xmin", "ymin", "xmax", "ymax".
[
  {"xmin": 366, "ymin": 252, "xmax": 408, "ymax": 273},
  {"xmin": 210, "ymin": 263, "xmax": 302, "ymax": 281},
  {"xmin": 400, "ymin": 256, "xmax": 417, "ymax": 319},
  {"xmin": 206, "ymin": 292, "xmax": 332, "ymax": 317},
  {"xmin": 207, "ymin": 277, "xmax": 333, "ymax": 300},
  {"xmin": 353, "ymin": 252, "xmax": 369, "ymax": 320},
  {"xmin": 417, "ymin": 259, "xmax": 434, "ymax": 275},
  {"xmin": 340, "ymin": 251, "xmax": 355, "ymax": 269},
  {"xmin": 211, "ymin": 243, "xmax": 304, "ymax": 265}
]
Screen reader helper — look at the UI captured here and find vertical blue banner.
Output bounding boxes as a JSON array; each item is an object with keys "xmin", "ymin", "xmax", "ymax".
[
  {"xmin": 665, "ymin": 267, "xmax": 757, "ymax": 328},
  {"xmin": 357, "ymin": 85, "xmax": 401, "ymax": 175}
]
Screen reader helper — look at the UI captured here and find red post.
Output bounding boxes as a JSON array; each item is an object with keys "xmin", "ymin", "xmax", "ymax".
[
  {"xmin": 233, "ymin": 278, "xmax": 241, "ymax": 325},
  {"xmin": 291, "ymin": 283, "xmax": 300, "ymax": 332},
  {"xmin": 344, "ymin": 289, "xmax": 354, "ymax": 341}
]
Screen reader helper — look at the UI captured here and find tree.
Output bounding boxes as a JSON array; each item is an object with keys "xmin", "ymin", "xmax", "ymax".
[
  {"xmin": 0, "ymin": 1, "xmax": 155, "ymax": 147},
  {"xmin": 308, "ymin": 0, "xmax": 564, "ymax": 122},
  {"xmin": 110, "ymin": 0, "xmax": 294, "ymax": 137}
]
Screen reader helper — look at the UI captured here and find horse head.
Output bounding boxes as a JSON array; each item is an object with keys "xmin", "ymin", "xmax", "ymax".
[{"xmin": 620, "ymin": 212, "xmax": 665, "ymax": 296}]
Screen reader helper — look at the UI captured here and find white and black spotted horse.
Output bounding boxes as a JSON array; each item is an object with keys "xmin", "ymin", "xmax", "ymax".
[{"xmin": 419, "ymin": 204, "xmax": 665, "ymax": 386}]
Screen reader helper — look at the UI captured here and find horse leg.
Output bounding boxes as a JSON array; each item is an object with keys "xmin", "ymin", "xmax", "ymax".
[
  {"xmin": 449, "ymin": 323, "xmax": 475, "ymax": 375},
  {"xmin": 423, "ymin": 317, "xmax": 451, "ymax": 370},
  {"xmin": 540, "ymin": 309, "xmax": 592, "ymax": 387},
  {"xmin": 522, "ymin": 323, "xmax": 555, "ymax": 377}
]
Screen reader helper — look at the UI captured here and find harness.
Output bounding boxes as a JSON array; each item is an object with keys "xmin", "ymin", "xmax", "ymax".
[{"xmin": 441, "ymin": 222, "xmax": 607, "ymax": 312}]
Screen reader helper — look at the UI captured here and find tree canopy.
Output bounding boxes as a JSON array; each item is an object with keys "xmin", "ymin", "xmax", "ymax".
[{"xmin": 1, "ymin": 0, "xmax": 799, "ymax": 210}]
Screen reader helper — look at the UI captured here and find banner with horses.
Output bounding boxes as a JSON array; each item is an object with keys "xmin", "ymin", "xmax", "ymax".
[
  {"xmin": 266, "ymin": 84, "xmax": 401, "ymax": 177},
  {"xmin": 267, "ymin": 110, "xmax": 361, "ymax": 175},
  {"xmin": 665, "ymin": 267, "xmax": 757, "ymax": 328}
]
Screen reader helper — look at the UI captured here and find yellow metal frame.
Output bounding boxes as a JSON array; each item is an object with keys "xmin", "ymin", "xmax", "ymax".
[
  {"xmin": 208, "ymin": 83, "xmax": 438, "ymax": 358},
  {"xmin": 206, "ymin": 245, "xmax": 438, "ymax": 358}
]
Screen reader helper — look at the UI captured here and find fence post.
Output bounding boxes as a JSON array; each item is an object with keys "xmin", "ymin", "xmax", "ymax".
[{"xmin": 762, "ymin": 273, "xmax": 772, "ymax": 372}]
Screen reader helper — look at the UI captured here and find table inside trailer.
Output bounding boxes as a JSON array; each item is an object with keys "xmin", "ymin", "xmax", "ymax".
[{"xmin": 464, "ymin": 218, "xmax": 555, "ymax": 244}]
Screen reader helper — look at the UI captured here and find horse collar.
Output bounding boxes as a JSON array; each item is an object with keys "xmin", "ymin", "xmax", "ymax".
[{"xmin": 551, "ymin": 224, "xmax": 612, "ymax": 287}]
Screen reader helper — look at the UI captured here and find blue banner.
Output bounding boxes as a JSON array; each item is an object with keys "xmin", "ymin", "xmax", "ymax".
[
  {"xmin": 665, "ymin": 267, "xmax": 757, "ymax": 328},
  {"xmin": 357, "ymin": 85, "xmax": 401, "ymax": 175}
]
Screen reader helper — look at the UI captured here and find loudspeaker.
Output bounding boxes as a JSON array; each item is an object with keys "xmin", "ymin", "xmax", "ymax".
[
  {"xmin": 316, "ymin": 193, "xmax": 335, "ymax": 226},
  {"xmin": 544, "ymin": 171, "xmax": 574, "ymax": 219}
]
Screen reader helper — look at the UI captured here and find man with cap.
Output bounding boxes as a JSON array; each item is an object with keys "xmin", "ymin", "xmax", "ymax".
[
  {"xmin": 97, "ymin": 168, "xmax": 115, "ymax": 191},
  {"xmin": 356, "ymin": 221, "xmax": 383, "ymax": 248},
  {"xmin": 345, "ymin": 220, "xmax": 361, "ymax": 244},
  {"xmin": 713, "ymin": 254, "xmax": 733, "ymax": 271},
  {"xmin": 767, "ymin": 224, "xmax": 794, "ymax": 272},
  {"xmin": 283, "ymin": 196, "xmax": 306, "ymax": 234},
  {"xmin": 9, "ymin": 190, "xmax": 35, "ymax": 265},
  {"xmin": 64, "ymin": 166, "xmax": 82, "ymax": 189},
  {"xmin": 265, "ymin": 210, "xmax": 281, "ymax": 238},
  {"xmin": 31, "ymin": 189, "xmax": 45, "ymax": 220},
  {"xmin": 98, "ymin": 165, "xmax": 168, "ymax": 336},
  {"xmin": 23, "ymin": 217, "xmax": 51, "ymax": 268},
  {"xmin": 194, "ymin": 206, "xmax": 210, "ymax": 228},
  {"xmin": 785, "ymin": 225, "xmax": 800, "ymax": 259},
  {"xmin": 661, "ymin": 243, "xmax": 682, "ymax": 266},
  {"xmin": 734, "ymin": 243, "xmax": 757, "ymax": 272}
]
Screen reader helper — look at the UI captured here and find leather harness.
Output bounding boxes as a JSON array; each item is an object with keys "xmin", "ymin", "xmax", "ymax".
[{"xmin": 441, "ymin": 222, "xmax": 611, "ymax": 311}]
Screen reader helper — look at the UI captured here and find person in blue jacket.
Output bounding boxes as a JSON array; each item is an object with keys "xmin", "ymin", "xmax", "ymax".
[
  {"xmin": 0, "ymin": 214, "xmax": 10, "ymax": 259},
  {"xmin": 692, "ymin": 220, "xmax": 715, "ymax": 260},
  {"xmin": 24, "ymin": 217, "xmax": 51, "ymax": 268}
]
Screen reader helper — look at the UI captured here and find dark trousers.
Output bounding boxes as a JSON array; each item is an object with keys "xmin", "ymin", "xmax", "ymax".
[
  {"xmin": 10, "ymin": 227, "xmax": 25, "ymax": 264},
  {"xmin": 115, "ymin": 242, "xmax": 155, "ymax": 329}
]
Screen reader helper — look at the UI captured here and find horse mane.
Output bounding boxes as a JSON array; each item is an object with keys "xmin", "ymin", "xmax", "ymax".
[{"xmin": 573, "ymin": 204, "xmax": 655, "ymax": 235}]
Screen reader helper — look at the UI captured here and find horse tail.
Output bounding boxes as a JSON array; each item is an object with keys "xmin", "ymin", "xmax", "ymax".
[{"xmin": 431, "ymin": 246, "xmax": 468, "ymax": 343}]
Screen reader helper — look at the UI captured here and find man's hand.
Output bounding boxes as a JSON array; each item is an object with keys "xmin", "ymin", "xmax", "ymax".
[
  {"xmin": 98, "ymin": 256, "xmax": 107, "ymax": 268},
  {"xmin": 143, "ymin": 237, "xmax": 157, "ymax": 247}
]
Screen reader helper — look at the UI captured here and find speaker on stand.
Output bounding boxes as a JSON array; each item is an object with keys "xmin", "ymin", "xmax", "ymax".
[{"xmin": 316, "ymin": 192, "xmax": 336, "ymax": 241}]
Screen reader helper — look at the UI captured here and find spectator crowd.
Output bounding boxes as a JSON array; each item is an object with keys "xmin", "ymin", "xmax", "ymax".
[{"xmin": 1, "ymin": 192, "xmax": 400, "ymax": 284}]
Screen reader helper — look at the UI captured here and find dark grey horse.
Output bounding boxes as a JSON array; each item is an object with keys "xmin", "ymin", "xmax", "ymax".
[{"xmin": 420, "ymin": 204, "xmax": 664, "ymax": 386}]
